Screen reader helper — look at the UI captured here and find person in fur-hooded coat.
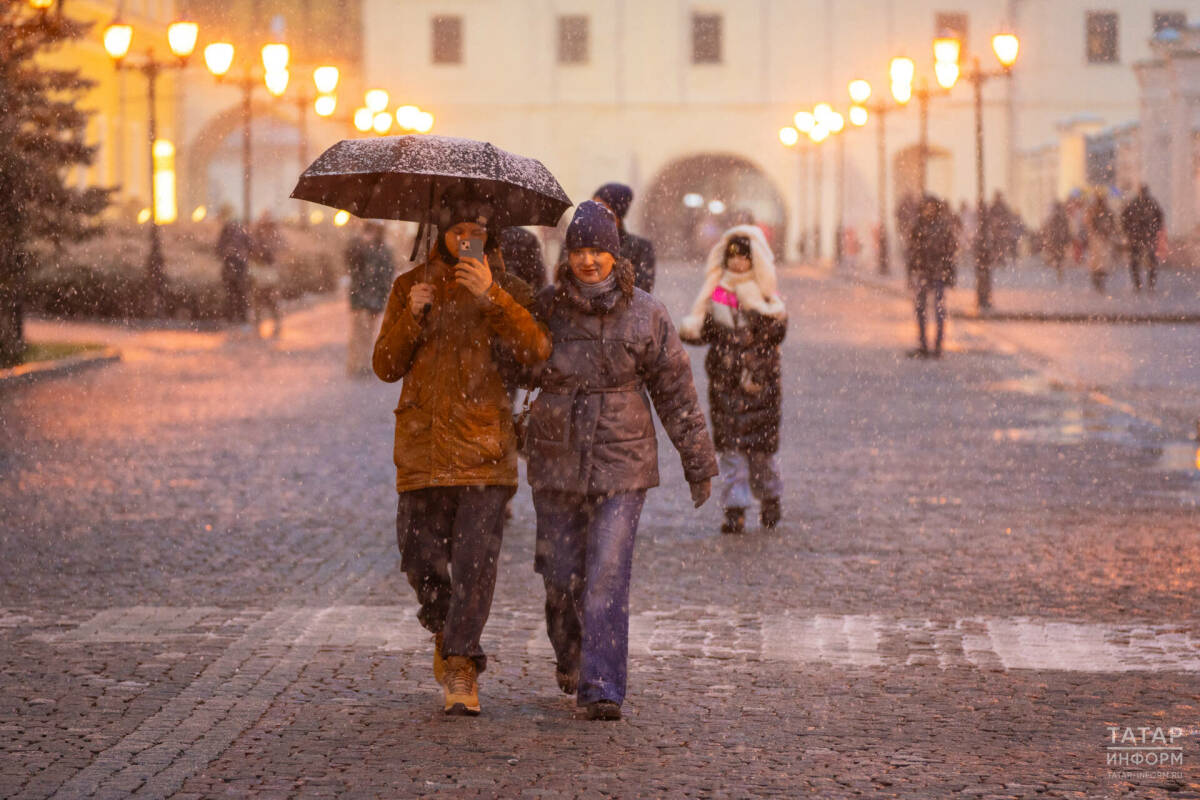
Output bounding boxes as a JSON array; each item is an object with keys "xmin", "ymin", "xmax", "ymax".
[{"xmin": 680, "ymin": 224, "xmax": 788, "ymax": 534}]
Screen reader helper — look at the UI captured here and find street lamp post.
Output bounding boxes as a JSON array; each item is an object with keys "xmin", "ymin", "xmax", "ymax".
[
  {"xmin": 104, "ymin": 18, "xmax": 198, "ymax": 311},
  {"xmin": 204, "ymin": 41, "xmax": 297, "ymax": 225},
  {"xmin": 848, "ymin": 78, "xmax": 900, "ymax": 275},
  {"xmin": 965, "ymin": 33, "xmax": 1020, "ymax": 310}
]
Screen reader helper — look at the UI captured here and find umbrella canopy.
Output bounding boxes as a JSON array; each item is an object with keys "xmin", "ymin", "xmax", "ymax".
[{"xmin": 290, "ymin": 134, "xmax": 572, "ymax": 228}]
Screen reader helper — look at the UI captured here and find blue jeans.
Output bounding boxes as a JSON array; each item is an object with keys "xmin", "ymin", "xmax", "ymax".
[
  {"xmin": 719, "ymin": 450, "xmax": 783, "ymax": 510},
  {"xmin": 533, "ymin": 490, "xmax": 647, "ymax": 706}
]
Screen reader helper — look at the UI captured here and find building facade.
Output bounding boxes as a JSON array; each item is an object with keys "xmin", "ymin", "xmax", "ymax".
[{"xmin": 358, "ymin": 0, "xmax": 1200, "ymax": 258}]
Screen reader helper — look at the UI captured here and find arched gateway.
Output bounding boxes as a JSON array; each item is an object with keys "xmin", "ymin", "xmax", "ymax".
[{"xmin": 641, "ymin": 153, "xmax": 787, "ymax": 261}]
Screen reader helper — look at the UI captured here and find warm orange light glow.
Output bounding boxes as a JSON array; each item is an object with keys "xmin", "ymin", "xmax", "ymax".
[
  {"xmin": 826, "ymin": 111, "xmax": 845, "ymax": 133},
  {"xmin": 103, "ymin": 23, "xmax": 133, "ymax": 60},
  {"xmin": 891, "ymin": 80, "xmax": 912, "ymax": 104},
  {"xmin": 365, "ymin": 89, "xmax": 389, "ymax": 113},
  {"xmin": 396, "ymin": 105, "xmax": 421, "ymax": 129},
  {"xmin": 29, "ymin": 0, "xmax": 55, "ymax": 9},
  {"xmin": 933, "ymin": 37, "xmax": 961, "ymax": 65},
  {"xmin": 992, "ymin": 33, "xmax": 1020, "ymax": 68},
  {"xmin": 314, "ymin": 95, "xmax": 337, "ymax": 117},
  {"xmin": 793, "ymin": 110, "xmax": 816, "ymax": 133},
  {"xmin": 779, "ymin": 126, "xmax": 800, "ymax": 147},
  {"xmin": 313, "ymin": 66, "xmax": 339, "ymax": 93},
  {"xmin": 204, "ymin": 42, "xmax": 234, "ymax": 77},
  {"xmin": 809, "ymin": 124, "xmax": 830, "ymax": 144},
  {"xmin": 261, "ymin": 43, "xmax": 289, "ymax": 73},
  {"xmin": 264, "ymin": 70, "xmax": 289, "ymax": 97},
  {"xmin": 353, "ymin": 107, "xmax": 374, "ymax": 132},
  {"xmin": 935, "ymin": 61, "xmax": 960, "ymax": 89},
  {"xmin": 848, "ymin": 79, "xmax": 871, "ymax": 104},
  {"xmin": 372, "ymin": 112, "xmax": 394, "ymax": 134},
  {"xmin": 890, "ymin": 56, "xmax": 915, "ymax": 85},
  {"xmin": 333, "ymin": 210, "xmax": 351, "ymax": 226},
  {"xmin": 849, "ymin": 105, "xmax": 869, "ymax": 126},
  {"xmin": 414, "ymin": 111, "xmax": 434, "ymax": 133},
  {"xmin": 167, "ymin": 21, "xmax": 198, "ymax": 59}
]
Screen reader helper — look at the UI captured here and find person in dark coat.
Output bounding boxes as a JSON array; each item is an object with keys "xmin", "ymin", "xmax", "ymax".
[
  {"xmin": 592, "ymin": 182, "xmax": 657, "ymax": 293},
  {"xmin": 906, "ymin": 195, "xmax": 958, "ymax": 358},
  {"xmin": 680, "ymin": 225, "xmax": 787, "ymax": 535},
  {"xmin": 526, "ymin": 201, "xmax": 717, "ymax": 721},
  {"xmin": 216, "ymin": 205, "xmax": 253, "ymax": 324},
  {"xmin": 346, "ymin": 221, "xmax": 395, "ymax": 377},
  {"xmin": 1085, "ymin": 192, "xmax": 1117, "ymax": 293},
  {"xmin": 1042, "ymin": 201, "xmax": 1071, "ymax": 283},
  {"xmin": 1121, "ymin": 184, "xmax": 1165, "ymax": 291},
  {"xmin": 498, "ymin": 226, "xmax": 547, "ymax": 292}
]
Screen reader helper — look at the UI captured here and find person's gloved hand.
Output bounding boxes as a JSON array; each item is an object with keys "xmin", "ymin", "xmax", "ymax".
[{"xmin": 690, "ymin": 478, "xmax": 711, "ymax": 509}]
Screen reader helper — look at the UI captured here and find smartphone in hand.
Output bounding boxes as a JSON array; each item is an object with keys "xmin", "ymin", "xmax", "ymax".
[{"xmin": 457, "ymin": 236, "xmax": 485, "ymax": 261}]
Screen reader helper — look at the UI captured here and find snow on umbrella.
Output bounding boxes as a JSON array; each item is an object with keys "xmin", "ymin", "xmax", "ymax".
[{"xmin": 290, "ymin": 134, "xmax": 572, "ymax": 228}]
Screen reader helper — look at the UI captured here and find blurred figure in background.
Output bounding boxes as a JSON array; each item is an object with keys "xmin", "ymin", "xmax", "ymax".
[
  {"xmin": 216, "ymin": 205, "xmax": 252, "ymax": 326},
  {"xmin": 345, "ymin": 221, "xmax": 395, "ymax": 377},
  {"xmin": 1121, "ymin": 184, "xmax": 1164, "ymax": 292},
  {"xmin": 1084, "ymin": 191, "xmax": 1117, "ymax": 293},
  {"xmin": 1042, "ymin": 201, "xmax": 1071, "ymax": 283},
  {"xmin": 250, "ymin": 211, "xmax": 284, "ymax": 338},
  {"xmin": 499, "ymin": 226, "xmax": 547, "ymax": 292},
  {"xmin": 906, "ymin": 195, "xmax": 959, "ymax": 358},
  {"xmin": 593, "ymin": 182, "xmax": 657, "ymax": 294}
]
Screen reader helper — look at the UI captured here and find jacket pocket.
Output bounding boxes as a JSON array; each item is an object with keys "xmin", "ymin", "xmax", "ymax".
[{"xmin": 448, "ymin": 403, "xmax": 506, "ymax": 469}]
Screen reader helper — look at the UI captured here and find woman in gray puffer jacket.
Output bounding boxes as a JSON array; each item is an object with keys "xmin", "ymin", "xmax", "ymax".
[{"xmin": 525, "ymin": 201, "xmax": 718, "ymax": 721}]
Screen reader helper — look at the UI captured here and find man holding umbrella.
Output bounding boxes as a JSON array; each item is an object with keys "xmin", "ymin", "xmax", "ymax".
[{"xmin": 373, "ymin": 199, "xmax": 551, "ymax": 715}]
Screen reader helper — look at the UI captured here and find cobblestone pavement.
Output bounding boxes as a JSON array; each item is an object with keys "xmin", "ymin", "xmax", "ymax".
[{"xmin": 1, "ymin": 264, "xmax": 1198, "ymax": 798}]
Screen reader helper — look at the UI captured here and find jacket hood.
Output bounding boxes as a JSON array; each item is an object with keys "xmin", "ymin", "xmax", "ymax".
[{"xmin": 681, "ymin": 225, "xmax": 784, "ymax": 338}]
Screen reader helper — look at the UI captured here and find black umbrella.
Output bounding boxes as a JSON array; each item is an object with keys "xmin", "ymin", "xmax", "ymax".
[{"xmin": 290, "ymin": 134, "xmax": 572, "ymax": 229}]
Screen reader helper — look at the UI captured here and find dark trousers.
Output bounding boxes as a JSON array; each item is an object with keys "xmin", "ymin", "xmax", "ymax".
[
  {"xmin": 222, "ymin": 261, "xmax": 250, "ymax": 322},
  {"xmin": 914, "ymin": 278, "xmax": 947, "ymax": 353},
  {"xmin": 395, "ymin": 485, "xmax": 514, "ymax": 671},
  {"xmin": 533, "ymin": 489, "xmax": 646, "ymax": 706},
  {"xmin": 1128, "ymin": 240, "xmax": 1158, "ymax": 291}
]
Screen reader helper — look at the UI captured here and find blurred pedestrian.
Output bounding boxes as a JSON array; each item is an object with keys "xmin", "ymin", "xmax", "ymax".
[
  {"xmin": 499, "ymin": 226, "xmax": 547, "ymax": 292},
  {"xmin": 1120, "ymin": 184, "xmax": 1164, "ymax": 292},
  {"xmin": 592, "ymin": 182, "xmax": 657, "ymax": 293},
  {"xmin": 680, "ymin": 225, "xmax": 787, "ymax": 535},
  {"xmin": 373, "ymin": 200, "xmax": 551, "ymax": 716},
  {"xmin": 1042, "ymin": 201, "xmax": 1071, "ymax": 283},
  {"xmin": 215, "ymin": 205, "xmax": 252, "ymax": 325},
  {"xmin": 250, "ymin": 211, "xmax": 284, "ymax": 338},
  {"xmin": 1084, "ymin": 192, "xmax": 1117, "ymax": 293},
  {"xmin": 526, "ymin": 201, "xmax": 716, "ymax": 721},
  {"xmin": 346, "ymin": 221, "xmax": 395, "ymax": 377},
  {"xmin": 906, "ymin": 195, "xmax": 958, "ymax": 358}
]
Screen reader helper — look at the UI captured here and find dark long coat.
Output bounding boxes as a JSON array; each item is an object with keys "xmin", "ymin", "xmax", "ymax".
[
  {"xmin": 525, "ymin": 261, "xmax": 718, "ymax": 495},
  {"xmin": 685, "ymin": 311, "xmax": 786, "ymax": 454},
  {"xmin": 620, "ymin": 229, "xmax": 656, "ymax": 294}
]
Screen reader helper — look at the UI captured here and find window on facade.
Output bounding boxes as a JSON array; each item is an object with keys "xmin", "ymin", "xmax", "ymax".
[
  {"xmin": 1086, "ymin": 11, "xmax": 1119, "ymax": 63},
  {"xmin": 558, "ymin": 15, "xmax": 589, "ymax": 64},
  {"xmin": 692, "ymin": 13, "xmax": 722, "ymax": 64},
  {"xmin": 1153, "ymin": 11, "xmax": 1186, "ymax": 34},
  {"xmin": 432, "ymin": 15, "xmax": 462, "ymax": 64}
]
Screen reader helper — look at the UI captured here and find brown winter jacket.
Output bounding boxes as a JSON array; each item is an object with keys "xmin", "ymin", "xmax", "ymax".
[
  {"xmin": 373, "ymin": 255, "xmax": 552, "ymax": 493},
  {"xmin": 525, "ymin": 260, "xmax": 718, "ymax": 495}
]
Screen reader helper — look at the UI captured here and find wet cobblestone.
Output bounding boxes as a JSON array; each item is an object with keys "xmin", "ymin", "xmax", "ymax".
[{"xmin": 0, "ymin": 266, "xmax": 1197, "ymax": 797}]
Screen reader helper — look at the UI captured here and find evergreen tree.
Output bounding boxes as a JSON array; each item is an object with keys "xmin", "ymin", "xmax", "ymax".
[{"xmin": 0, "ymin": 4, "xmax": 111, "ymax": 367}]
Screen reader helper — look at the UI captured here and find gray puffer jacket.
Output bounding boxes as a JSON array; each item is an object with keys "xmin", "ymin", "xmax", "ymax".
[{"xmin": 526, "ymin": 261, "xmax": 718, "ymax": 495}]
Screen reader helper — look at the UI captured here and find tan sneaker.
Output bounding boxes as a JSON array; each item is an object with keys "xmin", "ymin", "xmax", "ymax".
[
  {"xmin": 432, "ymin": 632, "xmax": 446, "ymax": 684},
  {"xmin": 442, "ymin": 656, "xmax": 480, "ymax": 716}
]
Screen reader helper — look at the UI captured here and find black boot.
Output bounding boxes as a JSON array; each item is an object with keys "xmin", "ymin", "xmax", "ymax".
[
  {"xmin": 721, "ymin": 507, "xmax": 746, "ymax": 535},
  {"xmin": 760, "ymin": 497, "xmax": 782, "ymax": 529}
]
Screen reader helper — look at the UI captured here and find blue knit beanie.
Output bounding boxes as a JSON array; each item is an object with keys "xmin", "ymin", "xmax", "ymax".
[
  {"xmin": 593, "ymin": 182, "xmax": 634, "ymax": 220},
  {"xmin": 565, "ymin": 201, "xmax": 620, "ymax": 258}
]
